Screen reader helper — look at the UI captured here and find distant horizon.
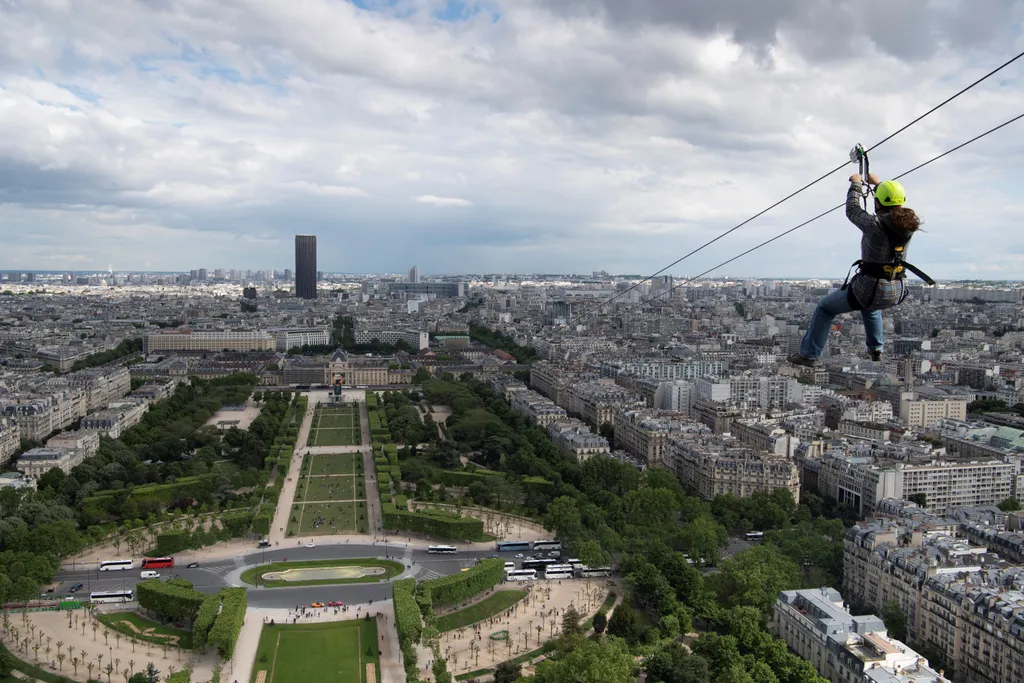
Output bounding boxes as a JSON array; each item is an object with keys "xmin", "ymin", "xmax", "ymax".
[{"xmin": 1, "ymin": 269, "xmax": 1022, "ymax": 285}]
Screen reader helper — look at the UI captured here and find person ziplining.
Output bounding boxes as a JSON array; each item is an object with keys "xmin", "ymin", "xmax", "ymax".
[{"xmin": 788, "ymin": 145, "xmax": 935, "ymax": 368}]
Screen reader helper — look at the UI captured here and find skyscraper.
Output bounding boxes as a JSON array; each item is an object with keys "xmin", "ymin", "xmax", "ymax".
[
  {"xmin": 409, "ymin": 265, "xmax": 420, "ymax": 283},
  {"xmin": 295, "ymin": 235, "xmax": 317, "ymax": 299}
]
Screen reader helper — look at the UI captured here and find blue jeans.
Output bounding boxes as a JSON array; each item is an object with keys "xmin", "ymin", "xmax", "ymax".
[{"xmin": 799, "ymin": 288, "xmax": 883, "ymax": 360}]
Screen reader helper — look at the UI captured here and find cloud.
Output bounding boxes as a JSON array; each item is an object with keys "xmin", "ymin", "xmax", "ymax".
[
  {"xmin": 413, "ymin": 195, "xmax": 474, "ymax": 206},
  {"xmin": 0, "ymin": 0, "xmax": 1022, "ymax": 276}
]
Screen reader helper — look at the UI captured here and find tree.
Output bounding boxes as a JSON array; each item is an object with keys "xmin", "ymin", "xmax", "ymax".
[
  {"xmin": 882, "ymin": 601, "xmax": 908, "ymax": 642},
  {"xmin": 998, "ymin": 497, "xmax": 1021, "ymax": 512},
  {"xmin": 561, "ymin": 606, "xmax": 582, "ymax": 637},
  {"xmin": 598, "ymin": 422, "xmax": 614, "ymax": 448},
  {"xmin": 644, "ymin": 644, "xmax": 710, "ymax": 683},
  {"xmin": 710, "ymin": 546, "xmax": 802, "ymax": 619},
  {"xmin": 659, "ymin": 614, "xmax": 681, "ymax": 639},
  {"xmin": 592, "ymin": 612, "xmax": 608, "ymax": 635},
  {"xmin": 678, "ymin": 515, "xmax": 728, "ymax": 566},
  {"xmin": 145, "ymin": 662, "xmax": 160, "ymax": 683},
  {"xmin": 534, "ymin": 637, "xmax": 636, "ymax": 683},
  {"xmin": 607, "ymin": 601, "xmax": 643, "ymax": 644},
  {"xmin": 0, "ymin": 647, "xmax": 15, "ymax": 678},
  {"xmin": 907, "ymin": 493, "xmax": 927, "ymax": 508},
  {"xmin": 493, "ymin": 661, "xmax": 522, "ymax": 683},
  {"xmin": 413, "ymin": 368, "xmax": 432, "ymax": 384},
  {"xmin": 715, "ymin": 664, "xmax": 755, "ymax": 683}
]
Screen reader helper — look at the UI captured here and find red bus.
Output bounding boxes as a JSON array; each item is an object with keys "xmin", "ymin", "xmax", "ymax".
[{"xmin": 141, "ymin": 557, "xmax": 175, "ymax": 569}]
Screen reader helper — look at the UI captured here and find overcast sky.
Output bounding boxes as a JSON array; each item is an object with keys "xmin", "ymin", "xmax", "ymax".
[{"xmin": 1, "ymin": 0, "xmax": 1023, "ymax": 279}]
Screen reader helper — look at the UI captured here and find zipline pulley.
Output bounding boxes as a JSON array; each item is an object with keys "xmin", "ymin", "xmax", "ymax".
[{"xmin": 850, "ymin": 143, "xmax": 871, "ymax": 211}]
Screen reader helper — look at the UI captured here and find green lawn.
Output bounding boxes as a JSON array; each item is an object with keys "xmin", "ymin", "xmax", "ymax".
[
  {"xmin": 306, "ymin": 452, "xmax": 359, "ymax": 475},
  {"xmin": 97, "ymin": 610, "xmax": 194, "ymax": 649},
  {"xmin": 251, "ymin": 619, "xmax": 380, "ymax": 683},
  {"xmin": 301, "ymin": 475, "xmax": 357, "ymax": 502},
  {"xmin": 311, "ymin": 428, "xmax": 359, "ymax": 447},
  {"xmin": 241, "ymin": 558, "xmax": 404, "ymax": 587},
  {"xmin": 288, "ymin": 501, "xmax": 368, "ymax": 535},
  {"xmin": 436, "ymin": 590, "xmax": 527, "ymax": 632}
]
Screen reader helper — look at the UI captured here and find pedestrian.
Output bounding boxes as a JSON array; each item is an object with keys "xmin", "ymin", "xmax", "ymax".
[{"xmin": 789, "ymin": 172, "xmax": 932, "ymax": 366}]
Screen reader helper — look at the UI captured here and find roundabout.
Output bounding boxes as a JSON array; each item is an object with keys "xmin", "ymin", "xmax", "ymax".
[{"xmin": 241, "ymin": 558, "xmax": 405, "ymax": 588}]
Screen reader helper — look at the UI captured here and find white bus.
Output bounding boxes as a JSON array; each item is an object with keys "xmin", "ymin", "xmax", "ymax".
[
  {"xmin": 745, "ymin": 531, "xmax": 765, "ymax": 542},
  {"xmin": 427, "ymin": 545, "xmax": 457, "ymax": 554},
  {"xmin": 504, "ymin": 562, "xmax": 516, "ymax": 570},
  {"xmin": 543, "ymin": 565, "xmax": 574, "ymax": 580},
  {"xmin": 505, "ymin": 569, "xmax": 537, "ymax": 582},
  {"xmin": 575, "ymin": 566, "xmax": 612, "ymax": 578},
  {"xmin": 566, "ymin": 558, "xmax": 582, "ymax": 566},
  {"xmin": 90, "ymin": 590, "xmax": 135, "ymax": 604},
  {"xmin": 99, "ymin": 560, "xmax": 134, "ymax": 572},
  {"xmin": 532, "ymin": 540, "xmax": 561, "ymax": 551}
]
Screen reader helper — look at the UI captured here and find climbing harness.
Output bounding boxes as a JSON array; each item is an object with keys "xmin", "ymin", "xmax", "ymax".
[{"xmin": 840, "ymin": 144, "xmax": 936, "ymax": 310}]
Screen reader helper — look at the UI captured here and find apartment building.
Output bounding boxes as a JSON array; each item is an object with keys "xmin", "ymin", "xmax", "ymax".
[
  {"xmin": 561, "ymin": 381, "xmax": 645, "ymax": 428},
  {"xmin": 0, "ymin": 418, "xmax": 20, "ymax": 468},
  {"xmin": 144, "ymin": 329, "xmax": 275, "ymax": 353},
  {"xmin": 16, "ymin": 446, "xmax": 85, "ymax": 477},
  {"xmin": 0, "ymin": 389, "xmax": 87, "ymax": 441},
  {"xmin": 529, "ymin": 361, "xmax": 577, "ymax": 405},
  {"xmin": 613, "ymin": 408, "xmax": 692, "ymax": 467},
  {"xmin": 80, "ymin": 402, "xmax": 147, "ymax": 439},
  {"xmin": 546, "ymin": 419, "xmax": 610, "ymax": 461},
  {"xmin": 844, "ymin": 512, "xmax": 1024, "ymax": 683},
  {"xmin": 730, "ymin": 421, "xmax": 799, "ymax": 457},
  {"xmin": 596, "ymin": 359, "xmax": 726, "ymax": 382},
  {"xmin": 272, "ymin": 327, "xmax": 330, "ymax": 352},
  {"xmin": 351, "ymin": 326, "xmax": 429, "ymax": 351},
  {"xmin": 510, "ymin": 389, "xmax": 567, "ymax": 426},
  {"xmin": 812, "ymin": 448, "xmax": 1015, "ymax": 516},
  {"xmin": 65, "ymin": 366, "xmax": 131, "ymax": 411},
  {"xmin": 839, "ymin": 421, "xmax": 892, "ymax": 443},
  {"xmin": 900, "ymin": 394, "xmax": 968, "ymax": 428},
  {"xmin": 772, "ymin": 588, "xmax": 947, "ymax": 683},
  {"xmin": 668, "ymin": 433, "xmax": 801, "ymax": 502},
  {"xmin": 46, "ymin": 431, "xmax": 100, "ymax": 459}
]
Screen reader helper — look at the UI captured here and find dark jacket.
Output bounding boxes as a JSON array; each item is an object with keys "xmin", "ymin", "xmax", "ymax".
[{"xmin": 845, "ymin": 182, "xmax": 915, "ymax": 311}]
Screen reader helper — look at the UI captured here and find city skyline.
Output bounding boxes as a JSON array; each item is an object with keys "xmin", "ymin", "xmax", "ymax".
[{"xmin": 1, "ymin": 3, "xmax": 1023, "ymax": 279}]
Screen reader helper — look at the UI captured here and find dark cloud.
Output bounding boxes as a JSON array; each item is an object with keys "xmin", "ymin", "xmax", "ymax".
[{"xmin": 533, "ymin": 0, "xmax": 1024, "ymax": 61}]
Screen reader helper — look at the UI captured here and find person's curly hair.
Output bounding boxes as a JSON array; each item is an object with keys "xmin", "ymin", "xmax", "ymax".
[{"xmin": 880, "ymin": 205, "xmax": 922, "ymax": 232}]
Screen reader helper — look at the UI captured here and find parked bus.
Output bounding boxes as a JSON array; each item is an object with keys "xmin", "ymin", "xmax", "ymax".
[
  {"xmin": 574, "ymin": 566, "xmax": 612, "ymax": 578},
  {"xmin": 565, "ymin": 558, "xmax": 582, "ymax": 566},
  {"xmin": 141, "ymin": 557, "xmax": 175, "ymax": 570},
  {"xmin": 99, "ymin": 560, "xmax": 134, "ymax": 572},
  {"xmin": 495, "ymin": 541, "xmax": 531, "ymax": 552},
  {"xmin": 532, "ymin": 540, "xmax": 562, "ymax": 551},
  {"xmin": 90, "ymin": 590, "xmax": 135, "ymax": 604},
  {"xmin": 522, "ymin": 558, "xmax": 558, "ymax": 570},
  {"xmin": 745, "ymin": 531, "xmax": 764, "ymax": 542},
  {"xmin": 542, "ymin": 565, "xmax": 574, "ymax": 580},
  {"xmin": 503, "ymin": 562, "xmax": 516, "ymax": 571},
  {"xmin": 427, "ymin": 545, "xmax": 458, "ymax": 554},
  {"xmin": 505, "ymin": 569, "xmax": 537, "ymax": 582}
]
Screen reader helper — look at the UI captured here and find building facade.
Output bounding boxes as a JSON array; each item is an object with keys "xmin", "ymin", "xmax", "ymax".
[
  {"xmin": 144, "ymin": 330, "xmax": 275, "ymax": 353},
  {"xmin": 295, "ymin": 234, "xmax": 317, "ymax": 300}
]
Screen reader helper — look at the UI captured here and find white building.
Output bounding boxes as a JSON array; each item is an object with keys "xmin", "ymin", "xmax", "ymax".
[
  {"xmin": 272, "ymin": 327, "xmax": 331, "ymax": 352},
  {"xmin": 0, "ymin": 418, "xmax": 20, "ymax": 468},
  {"xmin": 144, "ymin": 329, "xmax": 275, "ymax": 353},
  {"xmin": 16, "ymin": 447, "xmax": 84, "ymax": 477},
  {"xmin": 773, "ymin": 588, "xmax": 947, "ymax": 683}
]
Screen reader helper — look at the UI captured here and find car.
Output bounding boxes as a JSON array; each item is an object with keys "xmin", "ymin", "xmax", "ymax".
[
  {"xmin": 187, "ymin": 562, "xmax": 199, "ymax": 569},
  {"xmin": 310, "ymin": 602, "xmax": 325, "ymax": 608},
  {"xmin": 487, "ymin": 554, "xmax": 499, "ymax": 559},
  {"xmin": 328, "ymin": 600, "xmax": 343, "ymax": 607},
  {"xmin": 305, "ymin": 542, "xmax": 316, "ymax": 548},
  {"xmin": 548, "ymin": 551, "xmax": 559, "ymax": 557},
  {"xmin": 514, "ymin": 553, "xmax": 524, "ymax": 558},
  {"xmin": 68, "ymin": 583, "xmax": 84, "ymax": 594}
]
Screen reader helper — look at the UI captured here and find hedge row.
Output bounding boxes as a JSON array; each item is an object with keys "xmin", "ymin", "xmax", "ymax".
[
  {"xmin": 416, "ymin": 559, "xmax": 504, "ymax": 608},
  {"xmin": 436, "ymin": 470, "xmax": 505, "ymax": 487},
  {"xmin": 394, "ymin": 494, "xmax": 408, "ymax": 509},
  {"xmin": 167, "ymin": 670, "xmax": 191, "ymax": 683},
  {"xmin": 208, "ymin": 587, "xmax": 247, "ymax": 660},
  {"xmin": 136, "ymin": 579, "xmax": 206, "ymax": 622},
  {"xmin": 84, "ymin": 474, "xmax": 221, "ymax": 504},
  {"xmin": 192, "ymin": 595, "xmax": 221, "ymax": 649},
  {"xmin": 382, "ymin": 507, "xmax": 484, "ymax": 541},
  {"xmin": 393, "ymin": 578, "xmax": 422, "ymax": 644}
]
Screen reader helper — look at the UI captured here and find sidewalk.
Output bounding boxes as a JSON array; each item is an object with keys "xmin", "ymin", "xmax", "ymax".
[{"xmin": 268, "ymin": 400, "xmax": 317, "ymax": 544}]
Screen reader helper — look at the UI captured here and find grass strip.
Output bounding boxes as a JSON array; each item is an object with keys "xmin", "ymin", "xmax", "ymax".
[
  {"xmin": 436, "ymin": 590, "xmax": 527, "ymax": 632},
  {"xmin": 240, "ymin": 558, "xmax": 404, "ymax": 588}
]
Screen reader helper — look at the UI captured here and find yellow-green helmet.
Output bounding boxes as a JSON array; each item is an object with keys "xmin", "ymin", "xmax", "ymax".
[{"xmin": 874, "ymin": 180, "xmax": 906, "ymax": 207}]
